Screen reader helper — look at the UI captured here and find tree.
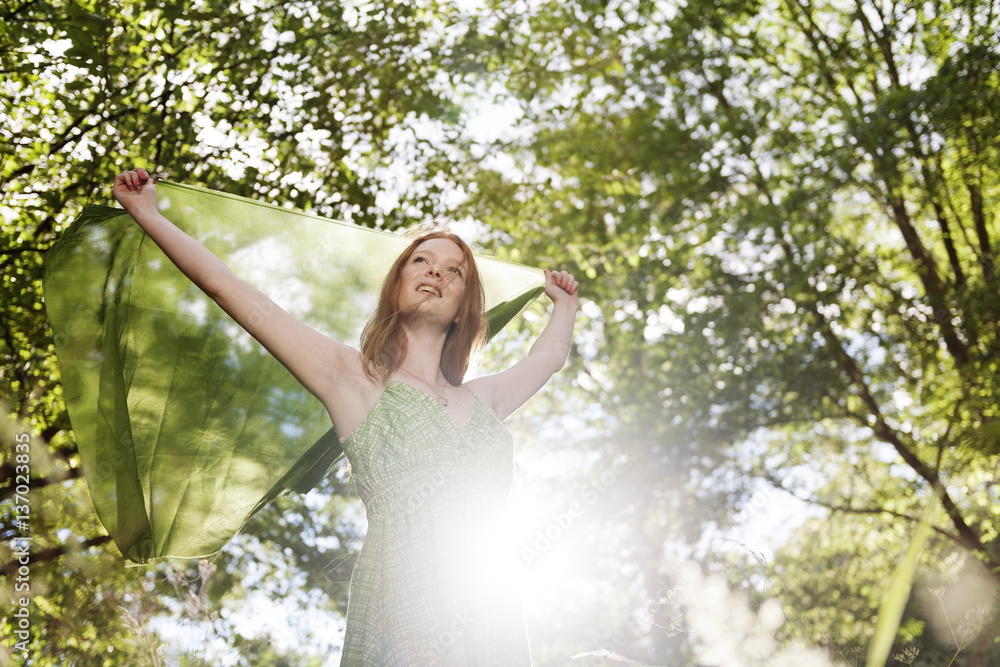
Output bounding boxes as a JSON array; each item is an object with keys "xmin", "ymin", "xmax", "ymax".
[
  {"xmin": 445, "ymin": 0, "xmax": 999, "ymax": 660},
  {"xmin": 5, "ymin": 0, "xmax": 999, "ymax": 662},
  {"xmin": 2, "ymin": 0, "xmax": 477, "ymax": 662}
]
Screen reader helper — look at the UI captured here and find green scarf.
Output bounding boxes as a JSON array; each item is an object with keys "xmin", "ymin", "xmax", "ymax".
[{"xmin": 44, "ymin": 181, "xmax": 543, "ymax": 564}]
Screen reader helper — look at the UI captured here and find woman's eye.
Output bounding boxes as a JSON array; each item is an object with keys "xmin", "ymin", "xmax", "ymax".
[
  {"xmin": 414, "ymin": 257, "xmax": 427, "ymax": 263},
  {"xmin": 449, "ymin": 267, "xmax": 462, "ymax": 276}
]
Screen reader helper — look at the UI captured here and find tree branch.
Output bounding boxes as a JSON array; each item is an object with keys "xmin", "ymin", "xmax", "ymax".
[
  {"xmin": 0, "ymin": 0, "xmax": 41, "ymax": 21},
  {"xmin": 967, "ymin": 181, "xmax": 994, "ymax": 281},
  {"xmin": 885, "ymin": 195, "xmax": 969, "ymax": 367},
  {"xmin": 800, "ymin": 295, "xmax": 986, "ymax": 559},
  {"xmin": 0, "ymin": 244, "xmax": 43, "ymax": 258},
  {"xmin": 0, "ymin": 421, "xmax": 75, "ymax": 495},
  {"xmin": 1, "ymin": 535, "xmax": 114, "ymax": 576},
  {"xmin": 2, "ymin": 103, "xmax": 134, "ymax": 192},
  {"xmin": 783, "ymin": 0, "xmax": 864, "ymax": 109},
  {"xmin": 757, "ymin": 471, "xmax": 964, "ymax": 545},
  {"xmin": 0, "ymin": 465, "xmax": 83, "ymax": 502}
]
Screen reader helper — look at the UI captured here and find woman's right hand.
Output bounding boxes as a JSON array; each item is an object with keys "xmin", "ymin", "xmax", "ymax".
[{"xmin": 113, "ymin": 167, "xmax": 157, "ymax": 213}]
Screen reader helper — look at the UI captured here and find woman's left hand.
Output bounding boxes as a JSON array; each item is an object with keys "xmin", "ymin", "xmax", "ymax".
[{"xmin": 544, "ymin": 269, "xmax": 579, "ymax": 307}]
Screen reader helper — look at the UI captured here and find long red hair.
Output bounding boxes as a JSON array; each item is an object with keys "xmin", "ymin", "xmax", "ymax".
[{"xmin": 360, "ymin": 231, "xmax": 487, "ymax": 386}]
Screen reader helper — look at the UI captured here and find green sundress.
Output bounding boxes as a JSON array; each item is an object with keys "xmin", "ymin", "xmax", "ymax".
[
  {"xmin": 338, "ymin": 380, "xmax": 532, "ymax": 666},
  {"xmin": 43, "ymin": 181, "xmax": 545, "ymax": 565}
]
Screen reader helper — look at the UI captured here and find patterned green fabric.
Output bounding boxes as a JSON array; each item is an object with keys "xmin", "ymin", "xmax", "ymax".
[
  {"xmin": 43, "ymin": 181, "xmax": 544, "ymax": 564},
  {"xmin": 338, "ymin": 381, "xmax": 531, "ymax": 666}
]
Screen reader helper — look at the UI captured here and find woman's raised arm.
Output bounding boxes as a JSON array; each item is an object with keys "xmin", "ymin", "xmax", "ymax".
[
  {"xmin": 112, "ymin": 168, "xmax": 363, "ymax": 408},
  {"xmin": 464, "ymin": 269, "xmax": 579, "ymax": 421}
]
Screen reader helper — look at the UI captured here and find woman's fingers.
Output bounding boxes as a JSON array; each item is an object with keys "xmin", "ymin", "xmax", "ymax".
[
  {"xmin": 113, "ymin": 168, "xmax": 158, "ymax": 210},
  {"xmin": 544, "ymin": 268, "xmax": 579, "ymax": 295},
  {"xmin": 554, "ymin": 270, "xmax": 578, "ymax": 294},
  {"xmin": 116, "ymin": 168, "xmax": 153, "ymax": 190}
]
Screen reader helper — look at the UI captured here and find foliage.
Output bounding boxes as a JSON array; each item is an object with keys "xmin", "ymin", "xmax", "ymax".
[
  {"xmin": 446, "ymin": 0, "xmax": 1000, "ymax": 661},
  {"xmin": 3, "ymin": 0, "xmax": 1000, "ymax": 663},
  {"xmin": 2, "ymin": 0, "xmax": 472, "ymax": 662}
]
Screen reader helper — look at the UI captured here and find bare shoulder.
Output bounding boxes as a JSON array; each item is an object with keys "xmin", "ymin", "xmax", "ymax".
[{"xmin": 462, "ymin": 375, "xmax": 499, "ymax": 414}]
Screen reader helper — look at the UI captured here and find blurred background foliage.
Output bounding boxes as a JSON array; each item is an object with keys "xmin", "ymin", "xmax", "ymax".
[{"xmin": 1, "ymin": 0, "xmax": 998, "ymax": 664}]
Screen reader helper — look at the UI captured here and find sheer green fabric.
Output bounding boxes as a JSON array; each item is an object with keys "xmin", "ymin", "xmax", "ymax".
[{"xmin": 43, "ymin": 181, "xmax": 544, "ymax": 564}]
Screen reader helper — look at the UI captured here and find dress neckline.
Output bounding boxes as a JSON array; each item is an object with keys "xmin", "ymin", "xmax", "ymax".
[
  {"xmin": 389, "ymin": 379, "xmax": 484, "ymax": 430},
  {"xmin": 339, "ymin": 380, "xmax": 488, "ymax": 445}
]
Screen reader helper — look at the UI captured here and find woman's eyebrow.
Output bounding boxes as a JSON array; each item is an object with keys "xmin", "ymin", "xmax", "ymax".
[{"xmin": 414, "ymin": 249, "xmax": 464, "ymax": 266}]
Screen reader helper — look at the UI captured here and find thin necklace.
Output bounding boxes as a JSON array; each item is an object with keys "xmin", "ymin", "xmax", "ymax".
[{"xmin": 397, "ymin": 366, "xmax": 449, "ymax": 406}]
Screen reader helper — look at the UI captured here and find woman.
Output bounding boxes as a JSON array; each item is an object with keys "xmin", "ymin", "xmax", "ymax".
[{"xmin": 113, "ymin": 168, "xmax": 579, "ymax": 665}]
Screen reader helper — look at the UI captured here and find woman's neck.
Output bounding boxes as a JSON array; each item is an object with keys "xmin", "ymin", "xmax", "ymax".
[{"xmin": 397, "ymin": 323, "xmax": 450, "ymax": 385}]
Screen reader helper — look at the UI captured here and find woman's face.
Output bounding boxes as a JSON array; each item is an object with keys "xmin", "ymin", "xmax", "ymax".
[{"xmin": 397, "ymin": 238, "xmax": 467, "ymax": 323}]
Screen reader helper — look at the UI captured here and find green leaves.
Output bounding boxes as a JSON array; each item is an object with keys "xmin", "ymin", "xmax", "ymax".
[
  {"xmin": 5, "ymin": 0, "xmax": 1000, "ymax": 661},
  {"xmin": 1, "ymin": 0, "xmax": 498, "ymax": 661},
  {"xmin": 63, "ymin": 2, "xmax": 111, "ymax": 64},
  {"xmin": 445, "ymin": 0, "xmax": 1000, "ymax": 661}
]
